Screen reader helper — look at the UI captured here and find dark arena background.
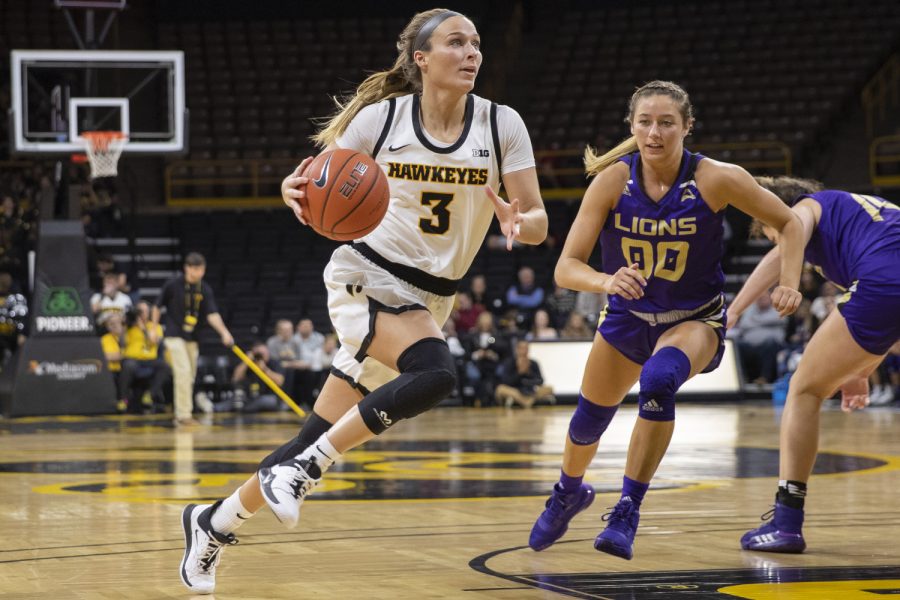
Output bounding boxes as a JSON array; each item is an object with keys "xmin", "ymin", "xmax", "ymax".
[{"xmin": 0, "ymin": 0, "xmax": 898, "ymax": 597}]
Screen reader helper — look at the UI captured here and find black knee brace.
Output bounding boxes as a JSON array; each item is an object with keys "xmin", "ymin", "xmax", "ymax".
[{"xmin": 358, "ymin": 337, "xmax": 457, "ymax": 434}]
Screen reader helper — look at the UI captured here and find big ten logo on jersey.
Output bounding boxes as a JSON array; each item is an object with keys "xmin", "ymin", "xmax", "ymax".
[
  {"xmin": 339, "ymin": 161, "xmax": 370, "ymax": 198},
  {"xmin": 472, "ymin": 148, "xmax": 490, "ymax": 157}
]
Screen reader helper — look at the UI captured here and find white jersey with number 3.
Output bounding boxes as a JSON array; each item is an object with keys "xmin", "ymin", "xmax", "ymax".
[{"xmin": 335, "ymin": 93, "xmax": 535, "ymax": 282}]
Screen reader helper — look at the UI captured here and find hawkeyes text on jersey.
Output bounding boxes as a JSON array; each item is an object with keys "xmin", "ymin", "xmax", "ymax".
[{"xmin": 385, "ymin": 162, "xmax": 489, "ymax": 185}]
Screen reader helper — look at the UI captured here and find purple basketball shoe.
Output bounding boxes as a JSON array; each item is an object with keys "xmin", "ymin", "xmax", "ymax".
[
  {"xmin": 529, "ymin": 483, "xmax": 595, "ymax": 551},
  {"xmin": 741, "ymin": 502, "xmax": 806, "ymax": 553},
  {"xmin": 594, "ymin": 496, "xmax": 640, "ymax": 560}
]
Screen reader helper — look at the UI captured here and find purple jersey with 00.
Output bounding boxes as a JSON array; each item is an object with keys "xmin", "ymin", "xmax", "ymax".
[
  {"xmin": 600, "ymin": 150, "xmax": 725, "ymax": 314},
  {"xmin": 803, "ymin": 190, "xmax": 900, "ymax": 288}
]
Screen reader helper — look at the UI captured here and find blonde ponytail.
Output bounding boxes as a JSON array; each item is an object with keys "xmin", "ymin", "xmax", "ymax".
[
  {"xmin": 584, "ymin": 136, "xmax": 638, "ymax": 176},
  {"xmin": 312, "ymin": 8, "xmax": 457, "ymax": 148}
]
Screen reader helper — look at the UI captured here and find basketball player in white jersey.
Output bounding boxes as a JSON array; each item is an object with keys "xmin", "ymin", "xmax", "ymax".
[{"xmin": 179, "ymin": 8, "xmax": 547, "ymax": 593}]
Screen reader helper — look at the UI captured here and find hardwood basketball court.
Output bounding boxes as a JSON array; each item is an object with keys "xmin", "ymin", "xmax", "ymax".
[{"xmin": 0, "ymin": 402, "xmax": 897, "ymax": 599}]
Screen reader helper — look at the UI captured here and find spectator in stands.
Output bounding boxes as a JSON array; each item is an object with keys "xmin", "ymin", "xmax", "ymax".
[
  {"xmin": 495, "ymin": 339, "xmax": 554, "ymax": 408},
  {"xmin": 809, "ymin": 281, "xmax": 839, "ymax": 332},
  {"xmin": 530, "ymin": 81, "xmax": 804, "ymax": 560},
  {"xmin": 798, "ymin": 268, "xmax": 821, "ymax": 302},
  {"xmin": 232, "ymin": 341, "xmax": 284, "ymax": 413},
  {"xmin": 560, "ymin": 311, "xmax": 594, "ymax": 340},
  {"xmin": 732, "ymin": 292, "xmax": 787, "ymax": 384},
  {"xmin": 152, "ymin": 252, "xmax": 234, "ymax": 426},
  {"xmin": 120, "ymin": 302, "xmax": 170, "ymax": 414},
  {"xmin": 545, "ymin": 283, "xmax": 577, "ymax": 329},
  {"xmin": 506, "ymin": 266, "xmax": 544, "ymax": 324},
  {"xmin": 100, "ymin": 313, "xmax": 127, "ymax": 412},
  {"xmin": 574, "ymin": 289, "xmax": 605, "ymax": 325},
  {"xmin": 469, "ymin": 273, "xmax": 501, "ymax": 313},
  {"xmin": 462, "ymin": 311, "xmax": 508, "ymax": 406},
  {"xmin": 267, "ymin": 319, "xmax": 314, "ymax": 406},
  {"xmin": 451, "ymin": 291, "xmax": 483, "ymax": 334},
  {"xmin": 91, "ymin": 271, "xmax": 133, "ymax": 331},
  {"xmin": 527, "ymin": 308, "xmax": 558, "ymax": 341},
  {"xmin": 728, "ymin": 177, "xmax": 900, "ymax": 554},
  {"xmin": 293, "ymin": 318, "xmax": 324, "ymax": 359},
  {"xmin": 310, "ymin": 333, "xmax": 339, "ymax": 395},
  {"xmin": 0, "ymin": 195, "xmax": 26, "ymax": 279},
  {"xmin": 180, "ymin": 10, "xmax": 549, "ymax": 593},
  {"xmin": 0, "ymin": 271, "xmax": 27, "ymax": 364}
]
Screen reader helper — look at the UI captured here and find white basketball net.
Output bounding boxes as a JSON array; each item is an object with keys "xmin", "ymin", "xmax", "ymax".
[{"xmin": 81, "ymin": 131, "xmax": 127, "ymax": 179}]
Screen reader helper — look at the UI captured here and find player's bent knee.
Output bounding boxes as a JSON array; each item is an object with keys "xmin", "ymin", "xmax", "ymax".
[
  {"xmin": 358, "ymin": 338, "xmax": 457, "ymax": 433},
  {"xmin": 637, "ymin": 347, "xmax": 691, "ymax": 422},
  {"xmin": 568, "ymin": 394, "xmax": 618, "ymax": 445}
]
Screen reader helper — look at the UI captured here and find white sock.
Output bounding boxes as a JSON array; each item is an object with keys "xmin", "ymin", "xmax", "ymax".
[
  {"xmin": 298, "ymin": 433, "xmax": 342, "ymax": 472},
  {"xmin": 210, "ymin": 490, "xmax": 258, "ymax": 534}
]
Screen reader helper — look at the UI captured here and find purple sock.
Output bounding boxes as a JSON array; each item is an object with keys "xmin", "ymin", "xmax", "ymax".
[
  {"xmin": 621, "ymin": 475, "xmax": 649, "ymax": 506},
  {"xmin": 558, "ymin": 470, "xmax": 583, "ymax": 493}
]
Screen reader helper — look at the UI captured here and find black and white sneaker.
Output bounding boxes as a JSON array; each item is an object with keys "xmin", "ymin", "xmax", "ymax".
[
  {"xmin": 258, "ymin": 457, "xmax": 322, "ymax": 528},
  {"xmin": 179, "ymin": 502, "xmax": 238, "ymax": 594}
]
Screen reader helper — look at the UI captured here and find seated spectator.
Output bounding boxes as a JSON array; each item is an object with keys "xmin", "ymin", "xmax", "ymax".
[
  {"xmin": 574, "ymin": 289, "xmax": 606, "ymax": 325},
  {"xmin": 91, "ymin": 272, "xmax": 132, "ymax": 331},
  {"xmin": 560, "ymin": 311, "xmax": 594, "ymax": 340},
  {"xmin": 232, "ymin": 341, "xmax": 285, "ymax": 413},
  {"xmin": 461, "ymin": 311, "xmax": 507, "ymax": 406},
  {"xmin": 469, "ymin": 273, "xmax": 502, "ymax": 314},
  {"xmin": 120, "ymin": 302, "xmax": 171, "ymax": 414},
  {"xmin": 798, "ymin": 268, "xmax": 822, "ymax": 302},
  {"xmin": 809, "ymin": 281, "xmax": 839, "ymax": 333},
  {"xmin": 494, "ymin": 339, "xmax": 555, "ymax": 408},
  {"xmin": 732, "ymin": 293, "xmax": 786, "ymax": 384},
  {"xmin": 0, "ymin": 271, "xmax": 27, "ymax": 365},
  {"xmin": 294, "ymin": 318, "xmax": 324, "ymax": 357},
  {"xmin": 100, "ymin": 313, "xmax": 127, "ymax": 412},
  {"xmin": 526, "ymin": 308, "xmax": 558, "ymax": 341},
  {"xmin": 452, "ymin": 291, "xmax": 483, "ymax": 334},
  {"xmin": 310, "ymin": 333, "xmax": 339, "ymax": 397},
  {"xmin": 545, "ymin": 283, "xmax": 577, "ymax": 329},
  {"xmin": 505, "ymin": 266, "xmax": 544, "ymax": 325},
  {"xmin": 267, "ymin": 319, "xmax": 308, "ymax": 401}
]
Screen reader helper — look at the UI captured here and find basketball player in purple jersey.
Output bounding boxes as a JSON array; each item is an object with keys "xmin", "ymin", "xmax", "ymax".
[
  {"xmin": 730, "ymin": 176, "xmax": 900, "ymax": 553},
  {"xmin": 528, "ymin": 81, "xmax": 805, "ymax": 560}
]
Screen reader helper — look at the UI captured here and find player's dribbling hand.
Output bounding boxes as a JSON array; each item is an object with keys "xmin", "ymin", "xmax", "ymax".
[
  {"xmin": 282, "ymin": 157, "xmax": 315, "ymax": 225},
  {"xmin": 839, "ymin": 375, "xmax": 869, "ymax": 413},
  {"xmin": 602, "ymin": 263, "xmax": 646, "ymax": 300},
  {"xmin": 770, "ymin": 285, "xmax": 801, "ymax": 317},
  {"xmin": 485, "ymin": 185, "xmax": 523, "ymax": 251}
]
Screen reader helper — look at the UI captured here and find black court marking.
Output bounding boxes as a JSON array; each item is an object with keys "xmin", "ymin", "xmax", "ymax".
[
  {"xmin": 4, "ymin": 441, "xmax": 889, "ymax": 502},
  {"xmin": 468, "ymin": 546, "xmax": 900, "ymax": 599}
]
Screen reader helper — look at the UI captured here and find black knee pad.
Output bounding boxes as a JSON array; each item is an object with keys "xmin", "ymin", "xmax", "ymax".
[{"xmin": 359, "ymin": 337, "xmax": 457, "ymax": 434}]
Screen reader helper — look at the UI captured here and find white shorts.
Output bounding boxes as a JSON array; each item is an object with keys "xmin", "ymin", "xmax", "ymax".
[{"xmin": 324, "ymin": 244, "xmax": 455, "ymax": 394}]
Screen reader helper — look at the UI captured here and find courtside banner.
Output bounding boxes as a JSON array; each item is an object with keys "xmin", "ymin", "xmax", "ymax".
[
  {"xmin": 0, "ymin": 220, "xmax": 117, "ymax": 416},
  {"xmin": 31, "ymin": 221, "xmax": 96, "ymax": 336}
]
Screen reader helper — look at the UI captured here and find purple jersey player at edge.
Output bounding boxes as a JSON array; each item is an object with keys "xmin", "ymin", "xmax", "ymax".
[
  {"xmin": 527, "ymin": 81, "xmax": 805, "ymax": 560},
  {"xmin": 728, "ymin": 176, "xmax": 900, "ymax": 554}
]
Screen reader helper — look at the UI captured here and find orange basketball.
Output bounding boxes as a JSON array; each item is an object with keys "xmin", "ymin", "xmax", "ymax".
[{"xmin": 301, "ymin": 149, "xmax": 390, "ymax": 241}]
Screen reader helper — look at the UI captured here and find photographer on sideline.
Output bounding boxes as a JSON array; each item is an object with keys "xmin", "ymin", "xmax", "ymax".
[{"xmin": 231, "ymin": 341, "xmax": 285, "ymax": 413}]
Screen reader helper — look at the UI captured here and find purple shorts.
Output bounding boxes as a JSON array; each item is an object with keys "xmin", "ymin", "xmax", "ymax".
[
  {"xmin": 597, "ymin": 299, "xmax": 727, "ymax": 373},
  {"xmin": 836, "ymin": 278, "xmax": 900, "ymax": 356}
]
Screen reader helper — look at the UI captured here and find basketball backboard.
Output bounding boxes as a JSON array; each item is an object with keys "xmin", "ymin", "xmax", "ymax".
[{"xmin": 9, "ymin": 50, "xmax": 185, "ymax": 154}]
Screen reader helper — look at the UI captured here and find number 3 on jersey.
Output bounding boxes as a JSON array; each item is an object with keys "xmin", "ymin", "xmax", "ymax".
[
  {"xmin": 622, "ymin": 238, "xmax": 689, "ymax": 282},
  {"xmin": 419, "ymin": 191, "xmax": 454, "ymax": 235}
]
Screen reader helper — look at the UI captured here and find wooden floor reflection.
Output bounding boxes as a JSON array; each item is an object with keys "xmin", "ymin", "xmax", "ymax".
[{"xmin": 0, "ymin": 401, "xmax": 897, "ymax": 599}]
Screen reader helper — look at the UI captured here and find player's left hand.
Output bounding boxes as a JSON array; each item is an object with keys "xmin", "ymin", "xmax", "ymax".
[
  {"xmin": 485, "ymin": 185, "xmax": 523, "ymax": 251},
  {"xmin": 770, "ymin": 285, "xmax": 802, "ymax": 317},
  {"xmin": 839, "ymin": 375, "xmax": 869, "ymax": 413}
]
